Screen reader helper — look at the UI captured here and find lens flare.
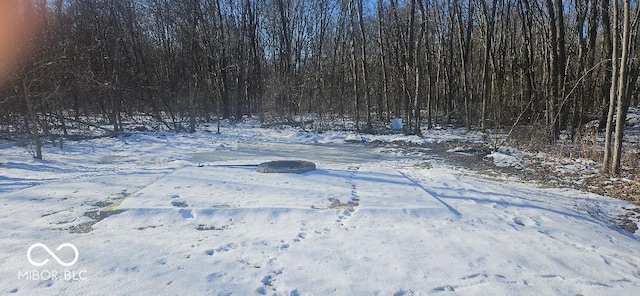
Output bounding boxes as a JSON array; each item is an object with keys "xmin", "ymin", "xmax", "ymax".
[{"xmin": 0, "ymin": 0, "xmax": 40, "ymax": 86}]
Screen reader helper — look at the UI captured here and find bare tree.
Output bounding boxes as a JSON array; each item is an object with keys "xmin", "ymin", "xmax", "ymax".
[
  {"xmin": 603, "ymin": 0, "xmax": 621, "ymax": 173},
  {"xmin": 480, "ymin": 0, "xmax": 497, "ymax": 131},
  {"xmin": 610, "ymin": 0, "xmax": 640, "ymax": 174},
  {"xmin": 455, "ymin": 0, "xmax": 474, "ymax": 130},
  {"xmin": 355, "ymin": 0, "xmax": 372, "ymax": 131},
  {"xmin": 377, "ymin": 0, "xmax": 391, "ymax": 123}
]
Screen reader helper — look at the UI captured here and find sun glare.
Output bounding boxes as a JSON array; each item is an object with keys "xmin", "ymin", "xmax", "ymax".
[{"xmin": 0, "ymin": 0, "xmax": 39, "ymax": 86}]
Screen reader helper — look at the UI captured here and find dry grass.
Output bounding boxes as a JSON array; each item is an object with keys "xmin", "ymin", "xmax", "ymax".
[{"xmin": 503, "ymin": 126, "xmax": 640, "ymax": 205}]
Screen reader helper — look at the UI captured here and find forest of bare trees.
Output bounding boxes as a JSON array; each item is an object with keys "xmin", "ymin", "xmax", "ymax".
[{"xmin": 0, "ymin": 0, "xmax": 639, "ymax": 174}]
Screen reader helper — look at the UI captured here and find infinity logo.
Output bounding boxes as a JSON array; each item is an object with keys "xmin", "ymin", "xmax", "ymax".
[{"xmin": 27, "ymin": 243, "xmax": 79, "ymax": 267}]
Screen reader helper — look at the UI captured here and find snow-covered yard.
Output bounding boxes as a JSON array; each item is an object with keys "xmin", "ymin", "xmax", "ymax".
[{"xmin": 1, "ymin": 123, "xmax": 639, "ymax": 295}]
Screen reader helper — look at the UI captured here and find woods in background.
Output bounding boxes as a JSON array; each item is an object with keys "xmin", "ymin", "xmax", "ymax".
[{"xmin": 0, "ymin": 0, "xmax": 639, "ymax": 174}]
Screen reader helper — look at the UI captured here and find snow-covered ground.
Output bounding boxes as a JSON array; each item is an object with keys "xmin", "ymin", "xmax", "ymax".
[{"xmin": 1, "ymin": 122, "xmax": 639, "ymax": 295}]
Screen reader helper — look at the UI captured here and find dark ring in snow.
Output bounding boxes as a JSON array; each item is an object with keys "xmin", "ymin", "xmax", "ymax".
[{"xmin": 257, "ymin": 160, "xmax": 316, "ymax": 174}]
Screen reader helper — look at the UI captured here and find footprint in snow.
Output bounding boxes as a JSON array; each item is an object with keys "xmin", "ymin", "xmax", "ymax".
[
  {"xmin": 394, "ymin": 290, "xmax": 417, "ymax": 296},
  {"xmin": 257, "ymin": 268, "xmax": 284, "ymax": 293},
  {"xmin": 513, "ymin": 216, "xmax": 537, "ymax": 227},
  {"xmin": 336, "ymin": 209, "xmax": 352, "ymax": 223},
  {"xmin": 206, "ymin": 272, "xmax": 226, "ymax": 282},
  {"xmin": 432, "ymin": 285, "xmax": 455, "ymax": 292},
  {"xmin": 171, "ymin": 200, "xmax": 188, "ymax": 208},
  {"xmin": 261, "ymin": 275, "xmax": 274, "ymax": 286},
  {"xmin": 204, "ymin": 243, "xmax": 238, "ymax": 256},
  {"xmin": 256, "ymin": 287, "xmax": 268, "ymax": 295},
  {"xmin": 314, "ymin": 228, "xmax": 331, "ymax": 235},
  {"xmin": 513, "ymin": 217, "xmax": 526, "ymax": 226},
  {"xmin": 217, "ymin": 243, "xmax": 238, "ymax": 253},
  {"xmin": 293, "ymin": 232, "xmax": 307, "ymax": 242}
]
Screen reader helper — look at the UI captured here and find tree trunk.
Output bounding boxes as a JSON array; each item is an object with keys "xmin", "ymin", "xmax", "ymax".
[
  {"xmin": 22, "ymin": 77, "xmax": 42, "ymax": 160},
  {"xmin": 349, "ymin": 0, "xmax": 360, "ymax": 130},
  {"xmin": 189, "ymin": 76, "xmax": 197, "ymax": 133},
  {"xmin": 603, "ymin": 0, "xmax": 619, "ymax": 173},
  {"xmin": 377, "ymin": 0, "xmax": 390, "ymax": 123},
  {"xmin": 555, "ymin": 0, "xmax": 568, "ymax": 133},
  {"xmin": 481, "ymin": 0, "xmax": 497, "ymax": 131},
  {"xmin": 585, "ymin": 0, "xmax": 600, "ymax": 127},
  {"xmin": 611, "ymin": 0, "xmax": 633, "ymax": 175},
  {"xmin": 545, "ymin": 0, "xmax": 566, "ymax": 140},
  {"xmin": 599, "ymin": 0, "xmax": 613, "ymax": 130},
  {"xmin": 572, "ymin": 0, "xmax": 588, "ymax": 138},
  {"xmin": 456, "ymin": 0, "xmax": 474, "ymax": 130},
  {"xmin": 355, "ymin": 0, "xmax": 372, "ymax": 131},
  {"xmin": 518, "ymin": 0, "xmax": 535, "ymax": 123},
  {"xmin": 216, "ymin": 0, "xmax": 230, "ymax": 119}
]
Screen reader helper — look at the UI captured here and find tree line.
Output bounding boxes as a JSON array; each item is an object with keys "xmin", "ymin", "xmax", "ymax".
[{"xmin": 0, "ymin": 0, "xmax": 638, "ymax": 174}]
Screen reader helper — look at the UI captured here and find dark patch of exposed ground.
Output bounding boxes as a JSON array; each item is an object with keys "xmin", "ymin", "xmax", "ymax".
[
  {"xmin": 359, "ymin": 139, "xmax": 640, "ymax": 235},
  {"xmin": 328, "ymin": 198, "xmax": 359, "ymax": 212},
  {"xmin": 69, "ymin": 209, "xmax": 125, "ymax": 234}
]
